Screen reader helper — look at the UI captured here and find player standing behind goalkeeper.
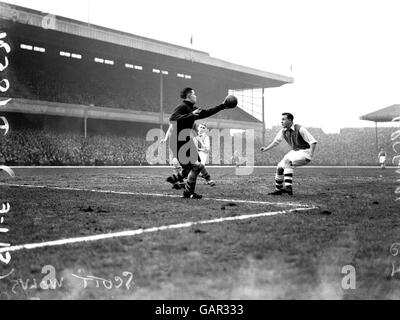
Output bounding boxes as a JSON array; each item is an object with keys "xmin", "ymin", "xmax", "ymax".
[
  {"xmin": 260, "ymin": 112, "xmax": 317, "ymax": 196},
  {"xmin": 193, "ymin": 123, "xmax": 215, "ymax": 186},
  {"xmin": 166, "ymin": 87, "xmax": 235, "ymax": 199}
]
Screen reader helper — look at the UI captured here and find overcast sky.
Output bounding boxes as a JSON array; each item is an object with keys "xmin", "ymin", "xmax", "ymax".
[{"xmin": 3, "ymin": 0, "xmax": 400, "ymax": 133}]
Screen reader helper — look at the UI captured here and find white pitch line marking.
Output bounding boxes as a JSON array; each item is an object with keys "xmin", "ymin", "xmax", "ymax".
[
  {"xmin": 0, "ymin": 206, "xmax": 317, "ymax": 254},
  {"xmin": 0, "ymin": 182, "xmax": 312, "ymax": 207}
]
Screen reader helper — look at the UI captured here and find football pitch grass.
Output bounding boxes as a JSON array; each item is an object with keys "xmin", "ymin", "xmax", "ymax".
[{"xmin": 0, "ymin": 166, "xmax": 399, "ymax": 300}]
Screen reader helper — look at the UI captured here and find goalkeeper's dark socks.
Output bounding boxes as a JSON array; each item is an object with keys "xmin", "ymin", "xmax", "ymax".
[{"xmin": 166, "ymin": 174, "xmax": 179, "ymax": 184}]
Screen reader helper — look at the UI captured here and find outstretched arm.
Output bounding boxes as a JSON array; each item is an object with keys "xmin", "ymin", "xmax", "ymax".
[
  {"xmin": 260, "ymin": 129, "xmax": 283, "ymax": 152},
  {"xmin": 196, "ymin": 104, "xmax": 226, "ymax": 120},
  {"xmin": 260, "ymin": 140, "xmax": 280, "ymax": 152},
  {"xmin": 195, "ymin": 96, "xmax": 234, "ymax": 120}
]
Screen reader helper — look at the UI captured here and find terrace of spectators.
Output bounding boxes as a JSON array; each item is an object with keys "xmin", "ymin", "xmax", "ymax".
[{"xmin": 0, "ymin": 127, "xmax": 396, "ymax": 166}]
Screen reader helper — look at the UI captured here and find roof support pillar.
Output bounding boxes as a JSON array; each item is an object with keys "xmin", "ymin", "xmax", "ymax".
[
  {"xmin": 160, "ymin": 73, "xmax": 164, "ymax": 133},
  {"xmin": 375, "ymin": 122, "xmax": 378, "ymax": 154},
  {"xmin": 84, "ymin": 107, "xmax": 88, "ymax": 139},
  {"xmin": 262, "ymin": 88, "xmax": 265, "ymax": 145}
]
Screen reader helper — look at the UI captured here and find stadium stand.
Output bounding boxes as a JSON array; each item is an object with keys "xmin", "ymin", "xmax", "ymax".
[
  {"xmin": 1, "ymin": 2, "xmax": 296, "ymax": 146},
  {"xmin": 5, "ymin": 43, "xmax": 261, "ymax": 124}
]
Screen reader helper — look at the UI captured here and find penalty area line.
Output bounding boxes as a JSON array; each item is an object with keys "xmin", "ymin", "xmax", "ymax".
[
  {"xmin": 0, "ymin": 206, "xmax": 318, "ymax": 254},
  {"xmin": 0, "ymin": 182, "xmax": 312, "ymax": 207}
]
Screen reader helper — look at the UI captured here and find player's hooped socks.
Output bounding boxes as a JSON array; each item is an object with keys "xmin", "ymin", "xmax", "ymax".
[
  {"xmin": 268, "ymin": 167, "xmax": 284, "ymax": 195},
  {"xmin": 282, "ymin": 167, "xmax": 294, "ymax": 195},
  {"xmin": 268, "ymin": 166, "xmax": 293, "ymax": 196},
  {"xmin": 275, "ymin": 167, "xmax": 284, "ymax": 191}
]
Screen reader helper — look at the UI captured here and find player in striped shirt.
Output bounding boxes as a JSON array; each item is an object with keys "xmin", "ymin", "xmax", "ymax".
[{"xmin": 260, "ymin": 112, "xmax": 317, "ymax": 196}]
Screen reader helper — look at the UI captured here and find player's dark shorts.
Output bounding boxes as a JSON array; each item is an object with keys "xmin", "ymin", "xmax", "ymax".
[{"xmin": 171, "ymin": 140, "xmax": 201, "ymax": 173}]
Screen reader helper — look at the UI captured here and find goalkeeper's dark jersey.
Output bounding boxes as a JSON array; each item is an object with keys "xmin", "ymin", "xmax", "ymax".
[{"xmin": 169, "ymin": 100, "xmax": 225, "ymax": 165}]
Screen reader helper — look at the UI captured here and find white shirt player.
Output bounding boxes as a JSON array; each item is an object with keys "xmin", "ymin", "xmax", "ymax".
[
  {"xmin": 378, "ymin": 148, "xmax": 387, "ymax": 168},
  {"xmin": 193, "ymin": 124, "xmax": 210, "ymax": 164}
]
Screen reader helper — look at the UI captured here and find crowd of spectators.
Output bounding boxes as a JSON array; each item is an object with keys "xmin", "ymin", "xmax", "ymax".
[
  {"xmin": 0, "ymin": 127, "xmax": 398, "ymax": 166},
  {"xmin": 0, "ymin": 129, "xmax": 151, "ymax": 166}
]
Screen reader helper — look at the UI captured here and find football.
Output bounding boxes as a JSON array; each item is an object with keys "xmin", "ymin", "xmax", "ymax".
[{"xmin": 224, "ymin": 95, "xmax": 238, "ymax": 109}]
